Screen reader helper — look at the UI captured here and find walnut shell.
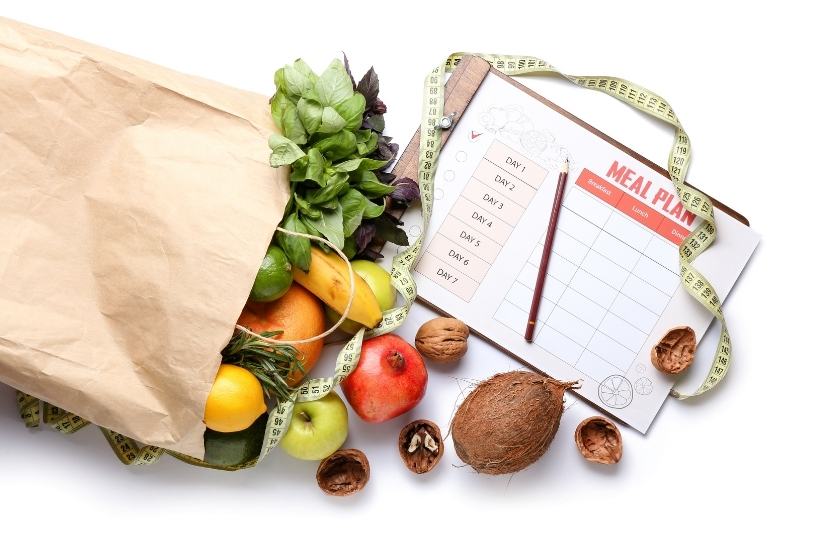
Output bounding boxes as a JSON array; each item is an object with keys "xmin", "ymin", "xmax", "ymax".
[
  {"xmin": 574, "ymin": 416, "xmax": 622, "ymax": 465},
  {"xmin": 651, "ymin": 326, "xmax": 697, "ymax": 375},
  {"xmin": 315, "ymin": 449, "xmax": 370, "ymax": 496},
  {"xmin": 398, "ymin": 419, "xmax": 443, "ymax": 474},
  {"xmin": 415, "ymin": 317, "xmax": 469, "ymax": 363}
]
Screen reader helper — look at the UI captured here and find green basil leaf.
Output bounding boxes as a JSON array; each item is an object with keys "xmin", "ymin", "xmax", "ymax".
[
  {"xmin": 334, "ymin": 157, "xmax": 388, "ymax": 173},
  {"xmin": 343, "ymin": 235, "xmax": 357, "ymax": 259},
  {"xmin": 290, "ymin": 155, "xmax": 308, "ymax": 182},
  {"xmin": 306, "ymin": 172, "xmax": 349, "ymax": 204},
  {"xmin": 297, "ymin": 98, "xmax": 323, "ymax": 135},
  {"xmin": 362, "ymin": 198, "xmax": 385, "ymax": 219},
  {"xmin": 270, "ymin": 92, "xmax": 306, "ymax": 145},
  {"xmin": 283, "ymin": 64, "xmax": 313, "ymax": 99},
  {"xmin": 276, "ymin": 213, "xmax": 311, "ymax": 271},
  {"xmin": 295, "ymin": 194, "xmax": 321, "ymax": 219},
  {"xmin": 315, "ymin": 59, "xmax": 354, "ymax": 107},
  {"xmin": 354, "ymin": 170, "xmax": 394, "ymax": 198},
  {"xmin": 313, "ymin": 130, "xmax": 357, "ymax": 161},
  {"xmin": 339, "ymin": 189, "xmax": 367, "ymax": 237},
  {"xmin": 318, "ymin": 106, "xmax": 346, "ymax": 134},
  {"xmin": 268, "ymin": 133, "xmax": 305, "ymax": 167},
  {"xmin": 333, "ymin": 158, "xmax": 365, "ymax": 173},
  {"xmin": 303, "ymin": 203, "xmax": 345, "ymax": 249},
  {"xmin": 355, "ymin": 129, "xmax": 379, "ymax": 156},
  {"xmin": 305, "ymin": 148, "xmax": 328, "ymax": 185},
  {"xmin": 335, "ymin": 92, "xmax": 366, "ymax": 130}
]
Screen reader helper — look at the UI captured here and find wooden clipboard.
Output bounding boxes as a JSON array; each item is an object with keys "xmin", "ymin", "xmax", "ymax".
[{"xmin": 387, "ymin": 54, "xmax": 751, "ymax": 378}]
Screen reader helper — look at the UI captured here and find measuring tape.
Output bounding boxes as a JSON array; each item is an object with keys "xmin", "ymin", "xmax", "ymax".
[
  {"xmin": 439, "ymin": 53, "xmax": 729, "ymax": 399},
  {"xmin": 13, "ymin": 52, "xmax": 727, "ymax": 467}
]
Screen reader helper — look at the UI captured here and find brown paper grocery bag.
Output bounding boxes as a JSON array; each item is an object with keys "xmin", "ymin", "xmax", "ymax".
[{"xmin": 0, "ymin": 18, "xmax": 289, "ymax": 458}]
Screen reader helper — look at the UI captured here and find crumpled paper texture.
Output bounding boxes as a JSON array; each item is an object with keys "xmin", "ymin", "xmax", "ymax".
[{"xmin": 0, "ymin": 18, "xmax": 289, "ymax": 458}]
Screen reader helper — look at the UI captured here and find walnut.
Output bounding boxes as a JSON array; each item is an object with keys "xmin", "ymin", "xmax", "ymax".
[
  {"xmin": 575, "ymin": 416, "xmax": 622, "ymax": 465},
  {"xmin": 651, "ymin": 326, "xmax": 697, "ymax": 375},
  {"xmin": 398, "ymin": 419, "xmax": 443, "ymax": 474},
  {"xmin": 415, "ymin": 317, "xmax": 469, "ymax": 363},
  {"xmin": 315, "ymin": 449, "xmax": 370, "ymax": 496}
]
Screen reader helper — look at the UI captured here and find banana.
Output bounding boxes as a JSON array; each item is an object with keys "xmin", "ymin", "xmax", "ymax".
[{"xmin": 292, "ymin": 247, "xmax": 383, "ymax": 328}]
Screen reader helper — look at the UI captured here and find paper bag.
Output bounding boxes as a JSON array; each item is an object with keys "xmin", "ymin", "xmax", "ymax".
[{"xmin": 0, "ymin": 18, "xmax": 290, "ymax": 458}]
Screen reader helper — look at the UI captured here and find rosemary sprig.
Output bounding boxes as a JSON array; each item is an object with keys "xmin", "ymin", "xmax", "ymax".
[{"xmin": 221, "ymin": 330, "xmax": 305, "ymax": 403}]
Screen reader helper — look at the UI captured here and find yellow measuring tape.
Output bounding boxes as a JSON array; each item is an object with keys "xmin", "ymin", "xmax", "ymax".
[
  {"xmin": 13, "ymin": 52, "xmax": 728, "ymax": 467},
  {"xmin": 442, "ymin": 54, "xmax": 729, "ymax": 399}
]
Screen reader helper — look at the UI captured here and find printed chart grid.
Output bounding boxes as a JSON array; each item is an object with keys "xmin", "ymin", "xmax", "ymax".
[{"xmin": 493, "ymin": 180, "xmax": 682, "ymax": 385}]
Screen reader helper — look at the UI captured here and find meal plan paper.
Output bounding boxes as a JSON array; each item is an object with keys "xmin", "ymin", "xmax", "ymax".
[{"xmin": 407, "ymin": 72, "xmax": 759, "ymax": 431}]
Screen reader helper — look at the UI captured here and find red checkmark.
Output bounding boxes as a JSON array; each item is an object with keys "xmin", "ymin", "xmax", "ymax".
[{"xmin": 470, "ymin": 131, "xmax": 482, "ymax": 139}]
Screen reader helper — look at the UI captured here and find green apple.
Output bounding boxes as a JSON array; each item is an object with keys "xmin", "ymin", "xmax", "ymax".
[
  {"xmin": 280, "ymin": 391, "xmax": 348, "ymax": 461},
  {"xmin": 327, "ymin": 260, "xmax": 397, "ymax": 334}
]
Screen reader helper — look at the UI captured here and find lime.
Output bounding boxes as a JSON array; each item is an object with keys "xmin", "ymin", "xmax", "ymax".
[
  {"xmin": 250, "ymin": 245, "xmax": 292, "ymax": 302},
  {"xmin": 204, "ymin": 413, "xmax": 267, "ymax": 467}
]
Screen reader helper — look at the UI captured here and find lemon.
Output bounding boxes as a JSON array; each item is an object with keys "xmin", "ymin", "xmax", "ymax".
[
  {"xmin": 204, "ymin": 364, "xmax": 267, "ymax": 433},
  {"xmin": 250, "ymin": 245, "xmax": 292, "ymax": 302}
]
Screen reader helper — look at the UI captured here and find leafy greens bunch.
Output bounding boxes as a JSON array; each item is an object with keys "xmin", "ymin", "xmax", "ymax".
[{"xmin": 268, "ymin": 57, "xmax": 420, "ymax": 271}]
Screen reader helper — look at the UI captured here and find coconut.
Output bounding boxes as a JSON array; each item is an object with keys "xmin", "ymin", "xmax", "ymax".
[{"xmin": 451, "ymin": 371, "xmax": 577, "ymax": 475}]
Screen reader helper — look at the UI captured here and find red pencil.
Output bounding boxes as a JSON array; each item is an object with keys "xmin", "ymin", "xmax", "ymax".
[{"xmin": 525, "ymin": 160, "xmax": 569, "ymax": 342}]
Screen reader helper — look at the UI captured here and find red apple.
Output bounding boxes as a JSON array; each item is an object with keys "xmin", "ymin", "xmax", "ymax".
[{"xmin": 341, "ymin": 334, "xmax": 427, "ymax": 423}]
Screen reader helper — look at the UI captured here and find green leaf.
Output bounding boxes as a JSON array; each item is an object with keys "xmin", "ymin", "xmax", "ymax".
[
  {"xmin": 270, "ymin": 92, "xmax": 307, "ymax": 145},
  {"xmin": 276, "ymin": 213, "xmax": 311, "ymax": 271},
  {"xmin": 343, "ymin": 235, "xmax": 357, "ymax": 259},
  {"xmin": 283, "ymin": 64, "xmax": 313, "ymax": 98},
  {"xmin": 289, "ymin": 155, "xmax": 308, "ymax": 182},
  {"xmin": 355, "ymin": 129, "xmax": 378, "ymax": 156},
  {"xmin": 305, "ymin": 148, "xmax": 328, "ymax": 185},
  {"xmin": 339, "ymin": 189, "xmax": 366, "ymax": 237},
  {"xmin": 295, "ymin": 194, "xmax": 321, "ymax": 219},
  {"xmin": 354, "ymin": 170, "xmax": 394, "ymax": 198},
  {"xmin": 334, "ymin": 157, "xmax": 388, "ymax": 173},
  {"xmin": 303, "ymin": 203, "xmax": 344, "ymax": 249},
  {"xmin": 318, "ymin": 106, "xmax": 346, "ymax": 134},
  {"xmin": 335, "ymin": 92, "xmax": 366, "ymax": 130},
  {"xmin": 296, "ymin": 98, "xmax": 323, "ymax": 135},
  {"xmin": 315, "ymin": 59, "xmax": 355, "ymax": 107},
  {"xmin": 313, "ymin": 130, "xmax": 357, "ymax": 161},
  {"xmin": 362, "ymin": 197, "xmax": 385, "ymax": 219},
  {"xmin": 268, "ymin": 133, "xmax": 305, "ymax": 167},
  {"xmin": 305, "ymin": 172, "xmax": 349, "ymax": 205}
]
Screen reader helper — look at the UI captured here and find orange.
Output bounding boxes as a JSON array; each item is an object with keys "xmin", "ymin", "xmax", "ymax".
[{"xmin": 237, "ymin": 283, "xmax": 325, "ymax": 386}]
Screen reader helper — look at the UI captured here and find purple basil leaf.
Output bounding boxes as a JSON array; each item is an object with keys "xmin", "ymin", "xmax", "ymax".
[
  {"xmin": 363, "ymin": 114, "xmax": 385, "ymax": 133},
  {"xmin": 376, "ymin": 171, "xmax": 396, "ymax": 184},
  {"xmin": 390, "ymin": 177, "xmax": 420, "ymax": 203},
  {"xmin": 372, "ymin": 215, "xmax": 409, "ymax": 246},
  {"xmin": 354, "ymin": 222, "xmax": 377, "ymax": 252},
  {"xmin": 371, "ymin": 99, "xmax": 387, "ymax": 115},
  {"xmin": 356, "ymin": 248, "xmax": 384, "ymax": 261},
  {"xmin": 342, "ymin": 53, "xmax": 356, "ymax": 87},
  {"xmin": 356, "ymin": 67, "xmax": 380, "ymax": 109}
]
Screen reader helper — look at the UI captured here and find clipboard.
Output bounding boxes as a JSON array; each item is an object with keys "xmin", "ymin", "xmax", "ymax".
[{"xmin": 387, "ymin": 55, "xmax": 757, "ymax": 431}]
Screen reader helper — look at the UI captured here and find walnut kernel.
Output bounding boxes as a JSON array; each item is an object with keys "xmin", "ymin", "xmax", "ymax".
[{"xmin": 399, "ymin": 419, "xmax": 443, "ymax": 474}]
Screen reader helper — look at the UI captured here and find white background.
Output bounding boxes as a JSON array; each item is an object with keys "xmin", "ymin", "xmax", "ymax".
[{"xmin": 1, "ymin": 1, "xmax": 816, "ymax": 547}]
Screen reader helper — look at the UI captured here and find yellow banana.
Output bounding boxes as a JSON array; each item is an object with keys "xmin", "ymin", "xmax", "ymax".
[{"xmin": 292, "ymin": 247, "xmax": 383, "ymax": 328}]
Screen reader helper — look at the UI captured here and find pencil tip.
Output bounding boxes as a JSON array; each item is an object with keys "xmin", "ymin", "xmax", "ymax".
[{"xmin": 562, "ymin": 159, "xmax": 569, "ymax": 172}]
